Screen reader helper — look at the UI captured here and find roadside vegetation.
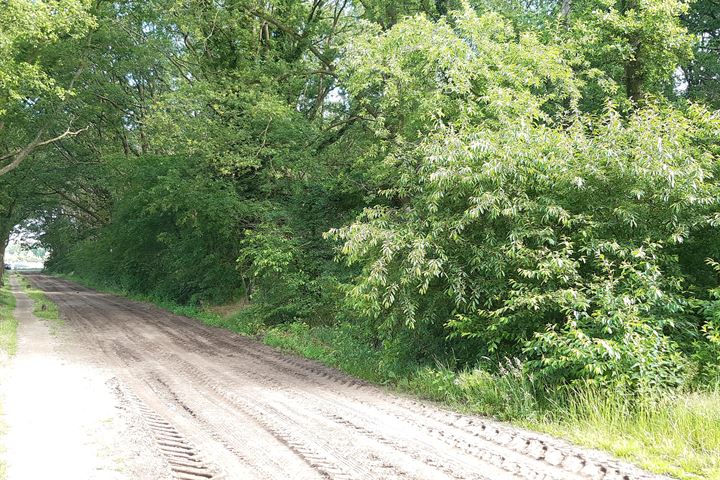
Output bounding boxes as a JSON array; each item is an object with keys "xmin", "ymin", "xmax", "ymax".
[
  {"xmin": 2, "ymin": 0, "xmax": 720, "ymax": 478},
  {"xmin": 0, "ymin": 275, "xmax": 17, "ymax": 358}
]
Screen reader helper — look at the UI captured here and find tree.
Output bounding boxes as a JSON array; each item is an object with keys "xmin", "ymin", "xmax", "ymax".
[
  {"xmin": 330, "ymin": 6, "xmax": 720, "ymax": 389},
  {"xmin": 0, "ymin": 0, "xmax": 95, "ymax": 176},
  {"xmin": 357, "ymin": 0, "xmax": 452, "ymax": 27},
  {"xmin": 559, "ymin": 0, "xmax": 693, "ymax": 107},
  {"xmin": 18, "ymin": 0, "xmax": 720, "ymax": 393},
  {"xmin": 681, "ymin": 0, "xmax": 720, "ymax": 108}
]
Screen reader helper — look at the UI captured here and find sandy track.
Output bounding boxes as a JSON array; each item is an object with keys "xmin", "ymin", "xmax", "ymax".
[
  {"xmin": 22, "ymin": 274, "xmax": 668, "ymax": 480},
  {"xmin": 0, "ymin": 276, "xmax": 168, "ymax": 480}
]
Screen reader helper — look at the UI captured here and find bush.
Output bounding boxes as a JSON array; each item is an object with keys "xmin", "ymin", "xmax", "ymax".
[{"xmin": 330, "ymin": 8, "xmax": 720, "ymax": 391}]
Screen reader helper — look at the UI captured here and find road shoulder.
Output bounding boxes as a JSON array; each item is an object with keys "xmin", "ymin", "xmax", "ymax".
[{"xmin": 0, "ymin": 275, "xmax": 166, "ymax": 480}]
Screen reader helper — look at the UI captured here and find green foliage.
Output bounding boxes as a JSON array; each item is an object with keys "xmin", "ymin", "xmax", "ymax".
[
  {"xmin": 357, "ymin": 0, "xmax": 453, "ymax": 27},
  {"xmin": 681, "ymin": 0, "xmax": 720, "ymax": 108},
  {"xmin": 341, "ymin": 7, "xmax": 578, "ymax": 142},
  {"xmin": 22, "ymin": 0, "xmax": 718, "ymax": 398},
  {"xmin": 564, "ymin": 0, "xmax": 693, "ymax": 105},
  {"xmin": 693, "ymin": 259, "xmax": 720, "ymax": 383},
  {"xmin": 0, "ymin": 0, "xmax": 715, "ymax": 451},
  {"xmin": 0, "ymin": 0, "xmax": 95, "ymax": 114},
  {"xmin": 46, "ymin": 155, "xmax": 248, "ymax": 303},
  {"xmin": 330, "ymin": 6, "xmax": 720, "ymax": 392},
  {"xmin": 334, "ymin": 99, "xmax": 720, "ymax": 391}
]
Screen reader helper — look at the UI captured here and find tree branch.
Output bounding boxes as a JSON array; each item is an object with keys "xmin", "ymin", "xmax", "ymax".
[
  {"xmin": 243, "ymin": 7, "xmax": 335, "ymax": 71},
  {"xmin": 0, "ymin": 126, "xmax": 89, "ymax": 177}
]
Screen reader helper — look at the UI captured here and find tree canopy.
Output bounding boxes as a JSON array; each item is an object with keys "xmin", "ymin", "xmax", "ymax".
[{"xmin": 2, "ymin": 0, "xmax": 720, "ymax": 392}]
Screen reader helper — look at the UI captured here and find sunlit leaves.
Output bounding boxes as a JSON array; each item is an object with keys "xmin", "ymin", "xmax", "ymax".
[
  {"xmin": 331, "ymin": 10, "xmax": 720, "ymax": 389},
  {"xmin": 0, "ymin": 0, "xmax": 95, "ymax": 113}
]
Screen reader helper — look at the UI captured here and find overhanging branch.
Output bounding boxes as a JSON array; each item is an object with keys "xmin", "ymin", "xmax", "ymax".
[{"xmin": 0, "ymin": 126, "xmax": 90, "ymax": 177}]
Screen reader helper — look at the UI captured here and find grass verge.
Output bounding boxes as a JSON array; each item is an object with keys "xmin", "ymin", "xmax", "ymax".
[
  {"xmin": 53, "ymin": 272, "xmax": 720, "ymax": 479},
  {"xmin": 0, "ymin": 275, "xmax": 17, "ymax": 357},
  {"xmin": 17, "ymin": 275, "xmax": 61, "ymax": 330},
  {"xmin": 0, "ymin": 274, "xmax": 18, "ymax": 480}
]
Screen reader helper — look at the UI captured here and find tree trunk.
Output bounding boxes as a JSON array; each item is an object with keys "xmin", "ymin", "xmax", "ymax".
[
  {"xmin": 0, "ymin": 212, "xmax": 15, "ymax": 287},
  {"xmin": 435, "ymin": 0, "xmax": 448, "ymax": 17},
  {"xmin": 625, "ymin": 39, "xmax": 645, "ymax": 103},
  {"xmin": 561, "ymin": 0, "xmax": 572, "ymax": 20},
  {"xmin": 622, "ymin": 0, "xmax": 645, "ymax": 104},
  {"xmin": 0, "ymin": 231, "xmax": 9, "ymax": 287}
]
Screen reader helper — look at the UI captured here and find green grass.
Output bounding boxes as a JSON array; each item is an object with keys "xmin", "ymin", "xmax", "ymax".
[
  {"xmin": 0, "ymin": 275, "xmax": 17, "ymax": 357},
  {"xmin": 18, "ymin": 275, "xmax": 61, "ymax": 329},
  {"xmin": 534, "ymin": 387, "xmax": 720, "ymax": 480},
  {"xmin": 52, "ymin": 272, "xmax": 720, "ymax": 479}
]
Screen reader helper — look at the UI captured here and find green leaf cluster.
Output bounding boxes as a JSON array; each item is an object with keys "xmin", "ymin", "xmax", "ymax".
[{"xmin": 5, "ymin": 0, "xmax": 718, "ymax": 395}]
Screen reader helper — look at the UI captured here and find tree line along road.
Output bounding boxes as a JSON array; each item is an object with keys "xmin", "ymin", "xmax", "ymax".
[{"xmin": 1, "ymin": 274, "xmax": 670, "ymax": 480}]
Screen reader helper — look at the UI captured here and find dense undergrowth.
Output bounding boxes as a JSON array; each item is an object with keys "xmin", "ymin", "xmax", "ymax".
[{"xmin": 59, "ymin": 272, "xmax": 720, "ymax": 479}]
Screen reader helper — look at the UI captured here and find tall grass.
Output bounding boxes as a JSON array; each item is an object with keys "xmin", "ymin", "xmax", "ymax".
[{"xmin": 537, "ymin": 386, "xmax": 720, "ymax": 479}]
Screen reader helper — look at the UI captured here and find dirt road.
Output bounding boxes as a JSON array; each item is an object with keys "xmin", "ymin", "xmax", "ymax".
[
  {"xmin": 11, "ymin": 274, "xmax": 665, "ymax": 480},
  {"xmin": 0, "ymin": 275, "xmax": 168, "ymax": 479}
]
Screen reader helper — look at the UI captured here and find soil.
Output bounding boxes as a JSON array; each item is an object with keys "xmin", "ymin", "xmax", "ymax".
[{"xmin": 1, "ymin": 274, "xmax": 671, "ymax": 480}]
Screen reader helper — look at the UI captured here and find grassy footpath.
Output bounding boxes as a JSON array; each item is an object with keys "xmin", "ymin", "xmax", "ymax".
[
  {"xmin": 0, "ymin": 275, "xmax": 61, "ymax": 480},
  {"xmin": 55, "ymin": 273, "xmax": 720, "ymax": 479},
  {"xmin": 17, "ymin": 276, "xmax": 61, "ymax": 330},
  {"xmin": 0, "ymin": 274, "xmax": 18, "ymax": 480}
]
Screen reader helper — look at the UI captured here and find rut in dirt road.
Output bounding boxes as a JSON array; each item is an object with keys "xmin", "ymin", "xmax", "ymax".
[{"xmin": 25, "ymin": 274, "xmax": 669, "ymax": 480}]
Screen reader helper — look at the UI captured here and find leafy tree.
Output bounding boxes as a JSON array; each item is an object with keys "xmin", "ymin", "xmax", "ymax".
[
  {"xmin": 681, "ymin": 0, "xmax": 720, "ymax": 108},
  {"xmin": 330, "ymin": 6, "xmax": 720, "ymax": 390},
  {"xmin": 358, "ymin": 0, "xmax": 453, "ymax": 27},
  {"xmin": 16, "ymin": 0, "xmax": 720, "ymax": 394},
  {"xmin": 561, "ymin": 0, "xmax": 693, "ymax": 107},
  {"xmin": 0, "ymin": 0, "xmax": 95, "ymax": 176}
]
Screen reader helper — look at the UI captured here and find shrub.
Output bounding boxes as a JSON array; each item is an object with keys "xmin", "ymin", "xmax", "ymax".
[{"xmin": 331, "ymin": 10, "xmax": 720, "ymax": 391}]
